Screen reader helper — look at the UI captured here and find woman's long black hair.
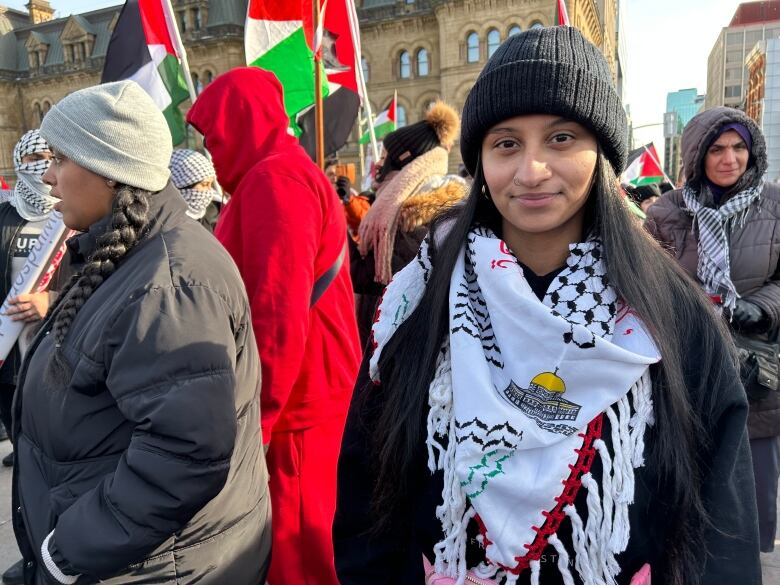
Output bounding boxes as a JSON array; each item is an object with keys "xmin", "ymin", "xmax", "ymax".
[{"xmin": 367, "ymin": 154, "xmax": 735, "ymax": 585}]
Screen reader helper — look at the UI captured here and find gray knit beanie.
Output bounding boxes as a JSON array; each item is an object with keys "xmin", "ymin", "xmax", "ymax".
[
  {"xmin": 40, "ymin": 80, "xmax": 172, "ymax": 192},
  {"xmin": 460, "ymin": 26, "xmax": 627, "ymax": 176}
]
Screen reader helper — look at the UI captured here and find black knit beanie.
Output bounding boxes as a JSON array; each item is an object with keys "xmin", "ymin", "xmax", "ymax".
[
  {"xmin": 460, "ymin": 26, "xmax": 627, "ymax": 176},
  {"xmin": 383, "ymin": 120, "xmax": 441, "ymax": 171}
]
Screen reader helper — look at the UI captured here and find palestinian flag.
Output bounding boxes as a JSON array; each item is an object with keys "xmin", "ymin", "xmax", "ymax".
[
  {"xmin": 247, "ymin": 0, "xmax": 361, "ymax": 159},
  {"xmin": 0, "ymin": 177, "xmax": 7, "ymax": 190},
  {"xmin": 622, "ymin": 144, "xmax": 665, "ymax": 187},
  {"xmin": 556, "ymin": 0, "xmax": 570, "ymax": 26},
  {"xmin": 359, "ymin": 94, "xmax": 396, "ymax": 144},
  {"xmin": 102, "ymin": 0, "xmax": 190, "ymax": 145}
]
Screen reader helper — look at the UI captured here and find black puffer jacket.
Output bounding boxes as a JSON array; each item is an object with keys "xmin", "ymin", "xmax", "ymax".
[
  {"xmin": 0, "ymin": 202, "xmax": 34, "ymax": 385},
  {"xmin": 12, "ymin": 184, "xmax": 271, "ymax": 584}
]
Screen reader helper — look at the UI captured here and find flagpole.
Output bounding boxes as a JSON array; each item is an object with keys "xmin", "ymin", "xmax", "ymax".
[
  {"xmin": 160, "ymin": 0, "xmax": 225, "ymax": 198},
  {"xmin": 345, "ymin": 0, "xmax": 379, "ymax": 162},
  {"xmin": 313, "ymin": 0, "xmax": 326, "ymax": 169}
]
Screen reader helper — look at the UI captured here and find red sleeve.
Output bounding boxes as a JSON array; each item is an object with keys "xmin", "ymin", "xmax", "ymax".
[{"xmin": 216, "ymin": 170, "xmax": 323, "ymax": 441}]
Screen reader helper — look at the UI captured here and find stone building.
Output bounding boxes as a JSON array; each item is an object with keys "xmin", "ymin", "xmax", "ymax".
[
  {"xmin": 0, "ymin": 0, "xmax": 623, "ymax": 181},
  {"xmin": 0, "ymin": 0, "xmax": 247, "ymax": 182}
]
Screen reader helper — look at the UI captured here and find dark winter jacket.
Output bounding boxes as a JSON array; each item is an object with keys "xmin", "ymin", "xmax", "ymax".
[
  {"xmin": 645, "ymin": 107, "xmax": 780, "ymax": 439},
  {"xmin": 12, "ymin": 184, "xmax": 271, "ymax": 585},
  {"xmin": 334, "ymin": 276, "xmax": 761, "ymax": 585},
  {"xmin": 0, "ymin": 202, "xmax": 73, "ymax": 386},
  {"xmin": 0, "ymin": 202, "xmax": 29, "ymax": 385}
]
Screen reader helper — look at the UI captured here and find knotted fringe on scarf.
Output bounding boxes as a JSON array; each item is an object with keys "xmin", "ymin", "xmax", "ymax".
[
  {"xmin": 426, "ymin": 355, "xmax": 655, "ymax": 585},
  {"xmin": 682, "ymin": 179, "xmax": 764, "ymax": 312}
]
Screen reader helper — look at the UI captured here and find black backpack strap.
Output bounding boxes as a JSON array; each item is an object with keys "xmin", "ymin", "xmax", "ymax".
[{"xmin": 310, "ymin": 242, "xmax": 347, "ymax": 307}]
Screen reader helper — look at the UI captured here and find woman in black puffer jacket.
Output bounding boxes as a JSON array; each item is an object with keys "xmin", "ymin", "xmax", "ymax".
[{"xmin": 12, "ymin": 80, "xmax": 271, "ymax": 585}]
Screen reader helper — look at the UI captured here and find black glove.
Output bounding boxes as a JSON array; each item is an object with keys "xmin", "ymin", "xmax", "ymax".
[
  {"xmin": 335, "ymin": 176, "xmax": 352, "ymax": 202},
  {"xmin": 732, "ymin": 299, "xmax": 769, "ymax": 333}
]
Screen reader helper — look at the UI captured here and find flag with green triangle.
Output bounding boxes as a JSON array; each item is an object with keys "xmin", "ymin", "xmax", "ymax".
[
  {"xmin": 359, "ymin": 93, "xmax": 396, "ymax": 145},
  {"xmin": 102, "ymin": 0, "xmax": 190, "ymax": 145},
  {"xmin": 245, "ymin": 0, "xmax": 330, "ymax": 134}
]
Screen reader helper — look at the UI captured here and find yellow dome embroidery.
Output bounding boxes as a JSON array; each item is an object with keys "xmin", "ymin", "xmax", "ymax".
[{"xmin": 530, "ymin": 371, "xmax": 566, "ymax": 394}]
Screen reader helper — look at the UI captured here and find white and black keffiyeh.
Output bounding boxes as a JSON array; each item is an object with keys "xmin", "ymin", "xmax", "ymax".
[
  {"xmin": 682, "ymin": 180, "xmax": 764, "ymax": 311},
  {"xmin": 371, "ymin": 228, "xmax": 660, "ymax": 585},
  {"xmin": 11, "ymin": 129, "xmax": 57, "ymax": 222},
  {"xmin": 169, "ymin": 149, "xmax": 219, "ymax": 220}
]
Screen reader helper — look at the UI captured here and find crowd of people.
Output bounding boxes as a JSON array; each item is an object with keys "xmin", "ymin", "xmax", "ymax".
[{"xmin": 0, "ymin": 25, "xmax": 773, "ymax": 585}]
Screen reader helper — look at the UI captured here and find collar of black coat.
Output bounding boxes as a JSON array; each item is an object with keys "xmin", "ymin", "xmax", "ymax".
[{"xmin": 66, "ymin": 181, "xmax": 187, "ymax": 266}]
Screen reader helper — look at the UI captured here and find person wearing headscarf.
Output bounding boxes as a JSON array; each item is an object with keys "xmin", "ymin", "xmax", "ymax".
[
  {"xmin": 646, "ymin": 107, "xmax": 780, "ymax": 555},
  {"xmin": 10, "ymin": 80, "xmax": 270, "ymax": 585},
  {"xmin": 169, "ymin": 148, "xmax": 222, "ymax": 232},
  {"xmin": 0, "ymin": 131, "xmax": 63, "ymax": 466}
]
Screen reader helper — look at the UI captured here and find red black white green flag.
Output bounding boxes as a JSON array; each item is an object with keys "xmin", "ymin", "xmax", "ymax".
[
  {"xmin": 622, "ymin": 144, "xmax": 665, "ymax": 187},
  {"xmin": 246, "ymin": 0, "xmax": 361, "ymax": 159},
  {"xmin": 102, "ymin": 0, "xmax": 190, "ymax": 145}
]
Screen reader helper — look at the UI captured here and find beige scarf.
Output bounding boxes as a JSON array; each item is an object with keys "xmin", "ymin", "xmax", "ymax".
[{"xmin": 358, "ymin": 146, "xmax": 449, "ymax": 284}]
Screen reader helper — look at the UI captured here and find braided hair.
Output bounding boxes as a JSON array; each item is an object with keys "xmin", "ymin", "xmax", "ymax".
[{"xmin": 45, "ymin": 185, "xmax": 153, "ymax": 385}]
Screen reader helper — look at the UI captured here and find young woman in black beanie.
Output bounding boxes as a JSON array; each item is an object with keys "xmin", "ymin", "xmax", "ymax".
[{"xmin": 334, "ymin": 26, "xmax": 760, "ymax": 585}]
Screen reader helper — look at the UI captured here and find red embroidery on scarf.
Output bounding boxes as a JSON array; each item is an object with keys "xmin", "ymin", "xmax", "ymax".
[{"xmin": 474, "ymin": 413, "xmax": 604, "ymax": 574}]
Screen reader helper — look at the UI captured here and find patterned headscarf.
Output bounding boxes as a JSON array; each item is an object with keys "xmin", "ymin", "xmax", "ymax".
[
  {"xmin": 11, "ymin": 129, "xmax": 57, "ymax": 221},
  {"xmin": 683, "ymin": 178, "xmax": 764, "ymax": 312},
  {"xmin": 169, "ymin": 149, "xmax": 219, "ymax": 220}
]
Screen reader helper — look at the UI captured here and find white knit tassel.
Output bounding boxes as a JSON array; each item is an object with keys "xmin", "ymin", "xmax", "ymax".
[
  {"xmin": 593, "ymin": 439, "xmax": 619, "ymax": 585},
  {"xmin": 548, "ymin": 534, "xmax": 576, "ymax": 585},
  {"xmin": 426, "ymin": 342, "xmax": 452, "ymax": 472},
  {"xmin": 433, "ymin": 409, "xmax": 468, "ymax": 575},
  {"xmin": 609, "ymin": 396, "xmax": 634, "ymax": 554},
  {"xmin": 582, "ymin": 472, "xmax": 607, "ymax": 584},
  {"xmin": 629, "ymin": 371, "xmax": 654, "ymax": 467},
  {"xmin": 529, "ymin": 560, "xmax": 541, "ymax": 585},
  {"xmin": 565, "ymin": 504, "xmax": 598, "ymax": 585}
]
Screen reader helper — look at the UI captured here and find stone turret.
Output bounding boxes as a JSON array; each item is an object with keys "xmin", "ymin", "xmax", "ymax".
[{"xmin": 25, "ymin": 0, "xmax": 54, "ymax": 24}]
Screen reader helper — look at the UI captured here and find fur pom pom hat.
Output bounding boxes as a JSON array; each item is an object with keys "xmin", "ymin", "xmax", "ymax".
[{"xmin": 382, "ymin": 100, "xmax": 460, "ymax": 171}]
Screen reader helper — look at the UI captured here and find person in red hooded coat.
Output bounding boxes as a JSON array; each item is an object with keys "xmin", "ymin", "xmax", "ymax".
[{"xmin": 187, "ymin": 68, "xmax": 361, "ymax": 585}]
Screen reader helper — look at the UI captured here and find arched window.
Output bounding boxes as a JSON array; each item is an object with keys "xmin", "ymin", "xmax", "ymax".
[
  {"xmin": 42, "ymin": 100, "xmax": 51, "ymax": 114},
  {"xmin": 397, "ymin": 105, "xmax": 407, "ymax": 128},
  {"xmin": 399, "ymin": 50, "xmax": 411, "ymax": 79},
  {"xmin": 508, "ymin": 25, "xmax": 521, "ymax": 36},
  {"xmin": 361, "ymin": 56, "xmax": 369, "ymax": 82},
  {"xmin": 530, "ymin": 21, "xmax": 544, "ymax": 29},
  {"xmin": 467, "ymin": 32, "xmax": 479, "ymax": 63},
  {"xmin": 193, "ymin": 7, "xmax": 201, "ymax": 30},
  {"xmin": 487, "ymin": 28, "xmax": 500, "ymax": 58},
  {"xmin": 417, "ymin": 48, "xmax": 429, "ymax": 76},
  {"xmin": 192, "ymin": 73, "xmax": 203, "ymax": 95},
  {"xmin": 34, "ymin": 103, "xmax": 42, "ymax": 125},
  {"xmin": 179, "ymin": 10, "xmax": 187, "ymax": 33},
  {"xmin": 205, "ymin": 70, "xmax": 213, "ymax": 84}
]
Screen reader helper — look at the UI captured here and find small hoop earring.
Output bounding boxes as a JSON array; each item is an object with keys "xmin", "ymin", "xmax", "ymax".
[{"xmin": 106, "ymin": 180, "xmax": 115, "ymax": 187}]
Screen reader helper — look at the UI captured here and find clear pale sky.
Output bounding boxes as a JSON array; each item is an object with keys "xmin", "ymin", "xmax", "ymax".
[{"xmin": 5, "ymin": 0, "xmax": 743, "ymax": 165}]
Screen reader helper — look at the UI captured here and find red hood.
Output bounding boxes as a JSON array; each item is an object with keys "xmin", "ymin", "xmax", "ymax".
[{"xmin": 187, "ymin": 67, "xmax": 298, "ymax": 194}]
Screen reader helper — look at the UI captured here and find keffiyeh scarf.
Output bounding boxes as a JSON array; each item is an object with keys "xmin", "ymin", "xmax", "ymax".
[
  {"xmin": 682, "ymin": 179, "xmax": 764, "ymax": 311},
  {"xmin": 11, "ymin": 129, "xmax": 57, "ymax": 222},
  {"xmin": 169, "ymin": 149, "xmax": 219, "ymax": 220},
  {"xmin": 371, "ymin": 228, "xmax": 660, "ymax": 584}
]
